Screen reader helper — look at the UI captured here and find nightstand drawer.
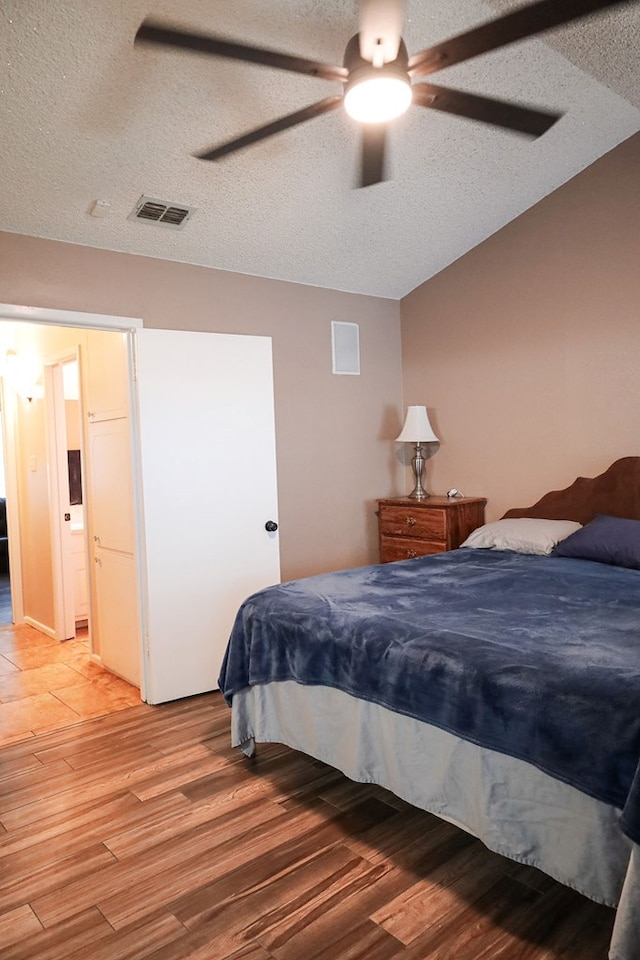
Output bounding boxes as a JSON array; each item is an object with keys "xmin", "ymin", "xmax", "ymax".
[
  {"xmin": 376, "ymin": 496, "xmax": 486, "ymax": 564},
  {"xmin": 378, "ymin": 504, "xmax": 446, "ymax": 541},
  {"xmin": 380, "ymin": 536, "xmax": 447, "ymax": 563}
]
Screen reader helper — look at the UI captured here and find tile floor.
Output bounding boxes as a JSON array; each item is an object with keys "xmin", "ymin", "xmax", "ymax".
[{"xmin": 0, "ymin": 622, "xmax": 140, "ymax": 746}]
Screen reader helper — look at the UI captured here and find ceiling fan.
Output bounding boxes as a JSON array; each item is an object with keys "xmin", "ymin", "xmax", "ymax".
[{"xmin": 135, "ymin": 0, "xmax": 634, "ymax": 188}]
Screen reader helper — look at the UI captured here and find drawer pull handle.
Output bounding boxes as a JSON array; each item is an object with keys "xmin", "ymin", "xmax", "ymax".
[
  {"xmin": 406, "ymin": 516, "xmax": 416, "ymax": 526},
  {"xmin": 406, "ymin": 549, "xmax": 418, "ymax": 558}
]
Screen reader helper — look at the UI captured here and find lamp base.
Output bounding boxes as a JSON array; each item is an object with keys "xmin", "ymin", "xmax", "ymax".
[{"xmin": 408, "ymin": 443, "xmax": 430, "ymax": 499}]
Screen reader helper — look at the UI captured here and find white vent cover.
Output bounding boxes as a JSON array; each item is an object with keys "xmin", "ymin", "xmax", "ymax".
[
  {"xmin": 128, "ymin": 195, "xmax": 195, "ymax": 230},
  {"xmin": 331, "ymin": 321, "xmax": 360, "ymax": 375}
]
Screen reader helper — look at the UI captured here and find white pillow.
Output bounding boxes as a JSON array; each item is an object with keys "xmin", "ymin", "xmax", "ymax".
[{"xmin": 461, "ymin": 518, "xmax": 583, "ymax": 556}]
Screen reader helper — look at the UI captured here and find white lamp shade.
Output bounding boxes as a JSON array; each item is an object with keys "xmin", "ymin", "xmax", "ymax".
[{"xmin": 396, "ymin": 405, "xmax": 439, "ymax": 443}]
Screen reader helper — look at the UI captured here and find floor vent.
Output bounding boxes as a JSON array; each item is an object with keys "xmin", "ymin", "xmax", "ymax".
[{"xmin": 128, "ymin": 195, "xmax": 195, "ymax": 229}]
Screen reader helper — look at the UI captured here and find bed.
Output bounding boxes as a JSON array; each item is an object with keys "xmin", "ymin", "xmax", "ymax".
[{"xmin": 218, "ymin": 457, "xmax": 640, "ymax": 960}]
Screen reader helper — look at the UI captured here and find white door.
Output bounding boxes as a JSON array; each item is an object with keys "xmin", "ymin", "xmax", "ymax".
[
  {"xmin": 135, "ymin": 329, "xmax": 280, "ymax": 704},
  {"xmin": 44, "ymin": 357, "xmax": 76, "ymax": 640}
]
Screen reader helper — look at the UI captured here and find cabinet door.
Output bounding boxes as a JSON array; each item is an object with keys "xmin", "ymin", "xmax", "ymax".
[
  {"xmin": 93, "ymin": 548, "xmax": 140, "ymax": 685},
  {"xmin": 136, "ymin": 329, "xmax": 281, "ymax": 704},
  {"xmin": 85, "ymin": 418, "xmax": 135, "ymax": 554},
  {"xmin": 83, "ymin": 329, "xmax": 130, "ymax": 422}
]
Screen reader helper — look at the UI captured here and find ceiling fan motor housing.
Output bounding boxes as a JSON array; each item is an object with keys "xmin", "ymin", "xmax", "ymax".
[{"xmin": 343, "ymin": 33, "xmax": 409, "ymax": 76}]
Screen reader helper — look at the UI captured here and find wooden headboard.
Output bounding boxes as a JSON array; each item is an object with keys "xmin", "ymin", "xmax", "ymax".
[{"xmin": 503, "ymin": 457, "xmax": 640, "ymax": 525}]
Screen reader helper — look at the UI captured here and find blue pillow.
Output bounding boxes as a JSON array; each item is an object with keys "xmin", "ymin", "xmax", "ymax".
[{"xmin": 553, "ymin": 514, "xmax": 640, "ymax": 570}]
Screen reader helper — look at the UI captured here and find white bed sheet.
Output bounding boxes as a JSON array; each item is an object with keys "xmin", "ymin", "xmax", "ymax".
[{"xmin": 231, "ymin": 681, "xmax": 639, "ymax": 960}]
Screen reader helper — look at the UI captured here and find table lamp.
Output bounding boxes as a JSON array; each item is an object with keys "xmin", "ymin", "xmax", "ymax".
[{"xmin": 396, "ymin": 405, "xmax": 439, "ymax": 499}]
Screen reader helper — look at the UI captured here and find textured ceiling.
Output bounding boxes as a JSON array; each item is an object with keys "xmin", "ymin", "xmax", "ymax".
[{"xmin": 0, "ymin": 0, "xmax": 639, "ymax": 299}]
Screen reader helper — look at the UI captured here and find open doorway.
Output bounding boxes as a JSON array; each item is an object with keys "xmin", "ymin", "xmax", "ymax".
[
  {"xmin": 0, "ymin": 320, "xmax": 139, "ymax": 656},
  {"xmin": 0, "ymin": 329, "xmax": 92, "ymax": 643},
  {"xmin": 0, "ymin": 317, "xmax": 142, "ymax": 744},
  {"xmin": 1, "ymin": 303, "xmax": 282, "ymax": 713},
  {"xmin": 0, "ymin": 317, "xmax": 142, "ymax": 689}
]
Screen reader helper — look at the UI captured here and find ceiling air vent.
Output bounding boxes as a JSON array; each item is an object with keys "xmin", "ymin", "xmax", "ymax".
[{"xmin": 128, "ymin": 195, "xmax": 195, "ymax": 230}]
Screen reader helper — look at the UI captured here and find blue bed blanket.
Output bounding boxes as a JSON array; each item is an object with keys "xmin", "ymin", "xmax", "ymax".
[{"xmin": 218, "ymin": 550, "xmax": 640, "ymax": 843}]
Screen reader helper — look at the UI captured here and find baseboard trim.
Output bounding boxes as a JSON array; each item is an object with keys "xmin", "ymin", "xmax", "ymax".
[{"xmin": 24, "ymin": 616, "xmax": 57, "ymax": 640}]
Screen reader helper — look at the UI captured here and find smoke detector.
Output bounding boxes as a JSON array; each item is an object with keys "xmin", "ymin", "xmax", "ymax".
[
  {"xmin": 128, "ymin": 195, "xmax": 195, "ymax": 230},
  {"xmin": 90, "ymin": 199, "xmax": 111, "ymax": 218}
]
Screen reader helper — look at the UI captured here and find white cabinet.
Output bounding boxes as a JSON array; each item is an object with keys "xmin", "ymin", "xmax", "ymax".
[
  {"xmin": 83, "ymin": 329, "xmax": 130, "ymax": 421},
  {"xmin": 86, "ymin": 418, "xmax": 135, "ymax": 554},
  {"xmin": 93, "ymin": 547, "xmax": 140, "ymax": 685},
  {"xmin": 82, "ymin": 331, "xmax": 140, "ymax": 688}
]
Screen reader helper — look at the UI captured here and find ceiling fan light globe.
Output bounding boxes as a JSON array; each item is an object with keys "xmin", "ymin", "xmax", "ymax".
[{"xmin": 344, "ymin": 75, "xmax": 412, "ymax": 124}]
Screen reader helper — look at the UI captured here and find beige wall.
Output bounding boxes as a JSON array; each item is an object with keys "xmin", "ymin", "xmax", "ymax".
[
  {"xmin": 6, "ymin": 129, "xmax": 634, "ymax": 579},
  {"xmin": 0, "ymin": 235, "xmax": 403, "ymax": 579},
  {"xmin": 14, "ymin": 390, "xmax": 53, "ymax": 627},
  {"xmin": 400, "ymin": 132, "xmax": 640, "ymax": 522}
]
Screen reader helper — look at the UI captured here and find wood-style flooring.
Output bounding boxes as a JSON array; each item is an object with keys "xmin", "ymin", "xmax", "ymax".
[{"xmin": 0, "ymin": 692, "xmax": 615, "ymax": 960}]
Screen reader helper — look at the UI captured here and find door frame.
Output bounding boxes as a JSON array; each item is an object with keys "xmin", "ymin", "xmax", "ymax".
[
  {"xmin": 0, "ymin": 304, "xmax": 146, "ymax": 695},
  {"xmin": 0, "ymin": 374, "xmax": 24, "ymax": 623}
]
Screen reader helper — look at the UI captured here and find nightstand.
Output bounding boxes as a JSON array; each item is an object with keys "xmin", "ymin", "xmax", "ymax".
[{"xmin": 377, "ymin": 496, "xmax": 486, "ymax": 563}]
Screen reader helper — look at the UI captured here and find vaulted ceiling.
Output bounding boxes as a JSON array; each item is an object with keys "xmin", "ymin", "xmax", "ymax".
[{"xmin": 1, "ymin": 0, "xmax": 638, "ymax": 298}]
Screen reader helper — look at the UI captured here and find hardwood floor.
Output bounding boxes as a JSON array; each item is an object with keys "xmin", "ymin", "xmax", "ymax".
[{"xmin": 0, "ymin": 692, "xmax": 615, "ymax": 960}]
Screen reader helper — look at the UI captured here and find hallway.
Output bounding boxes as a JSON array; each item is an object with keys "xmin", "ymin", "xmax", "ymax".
[
  {"xmin": 0, "ymin": 575, "xmax": 11, "ymax": 624},
  {"xmin": 0, "ymin": 621, "xmax": 140, "ymax": 746}
]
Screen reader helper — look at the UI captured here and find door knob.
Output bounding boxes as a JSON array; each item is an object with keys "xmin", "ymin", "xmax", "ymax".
[{"xmin": 265, "ymin": 520, "xmax": 278, "ymax": 532}]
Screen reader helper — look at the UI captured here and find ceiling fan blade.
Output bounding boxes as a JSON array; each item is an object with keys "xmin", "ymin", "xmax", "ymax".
[
  {"xmin": 360, "ymin": 124, "xmax": 387, "ymax": 187},
  {"xmin": 196, "ymin": 97, "xmax": 343, "ymax": 161},
  {"xmin": 408, "ymin": 0, "xmax": 635, "ymax": 77},
  {"xmin": 136, "ymin": 20, "xmax": 348, "ymax": 83},
  {"xmin": 413, "ymin": 82, "xmax": 561, "ymax": 137},
  {"xmin": 358, "ymin": 0, "xmax": 406, "ymax": 63}
]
